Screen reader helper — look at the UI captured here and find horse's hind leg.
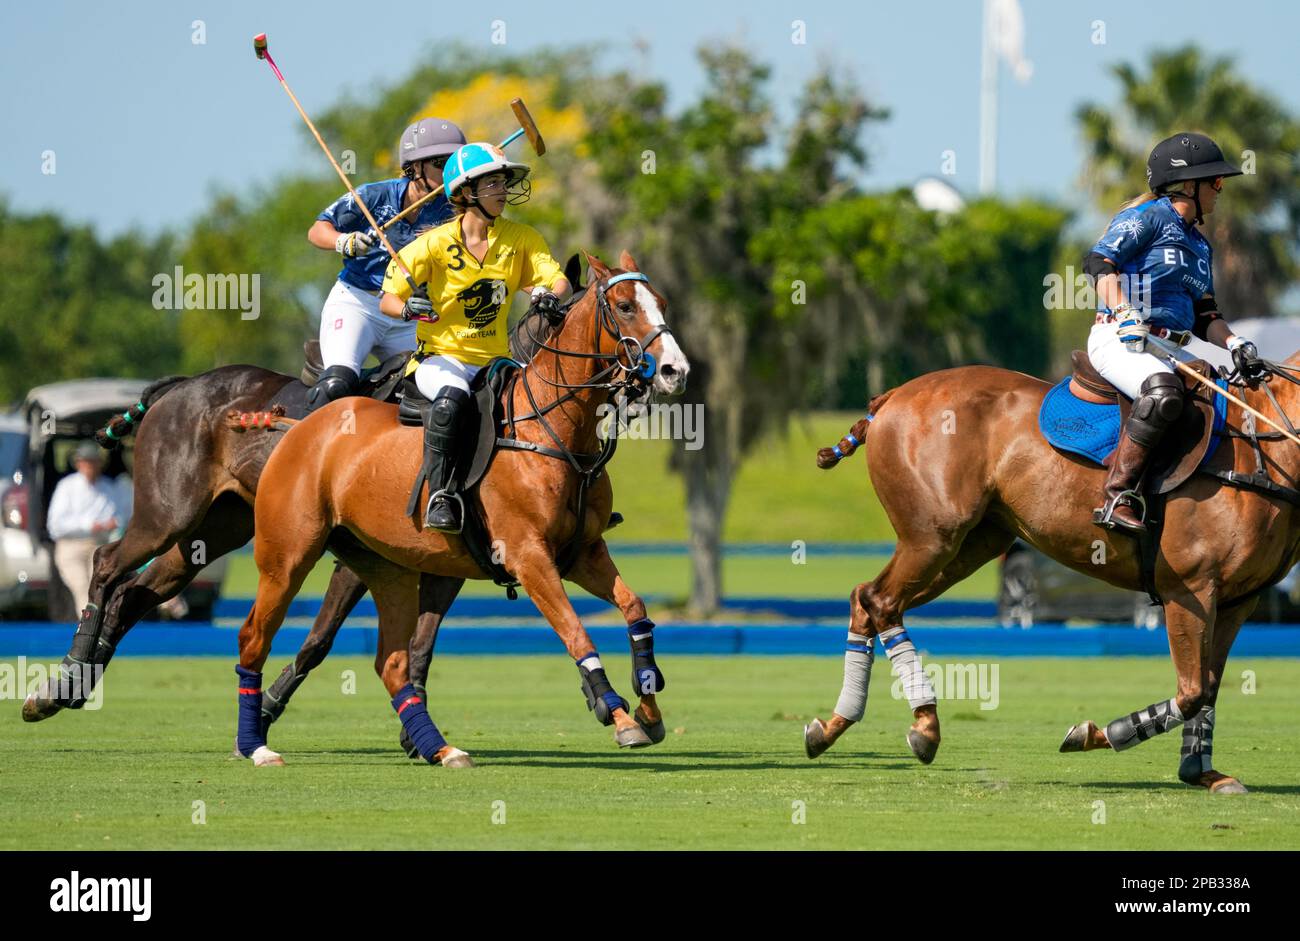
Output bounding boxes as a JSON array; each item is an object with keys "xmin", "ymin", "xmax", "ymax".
[
  {"xmin": 807, "ymin": 520, "xmax": 1013, "ymax": 762},
  {"xmin": 565, "ymin": 538, "xmax": 666, "ymax": 745},
  {"xmin": 260, "ymin": 561, "xmax": 369, "ymax": 732},
  {"xmin": 364, "ymin": 564, "xmax": 470, "ymax": 768},
  {"xmin": 398, "ymin": 573, "xmax": 465, "ymax": 758},
  {"xmin": 22, "ymin": 499, "xmax": 245, "ymax": 721},
  {"xmin": 1176, "ymin": 598, "xmax": 1254, "ymax": 794},
  {"xmin": 234, "ymin": 532, "xmax": 325, "ymax": 767},
  {"xmin": 1060, "ymin": 588, "xmax": 1215, "ymax": 773}
]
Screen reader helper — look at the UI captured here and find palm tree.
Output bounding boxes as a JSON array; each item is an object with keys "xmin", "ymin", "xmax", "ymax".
[{"xmin": 1076, "ymin": 45, "xmax": 1300, "ymax": 316}]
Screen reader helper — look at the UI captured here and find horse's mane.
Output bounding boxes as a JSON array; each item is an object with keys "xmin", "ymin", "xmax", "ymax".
[{"xmin": 508, "ymin": 253, "xmax": 587, "ymax": 363}]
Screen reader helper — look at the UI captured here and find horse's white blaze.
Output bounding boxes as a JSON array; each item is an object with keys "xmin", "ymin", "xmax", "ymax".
[{"xmin": 634, "ymin": 283, "xmax": 689, "ymax": 393}]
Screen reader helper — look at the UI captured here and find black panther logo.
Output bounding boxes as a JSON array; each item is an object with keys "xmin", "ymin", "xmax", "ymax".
[{"xmin": 458, "ymin": 278, "xmax": 508, "ymax": 330}]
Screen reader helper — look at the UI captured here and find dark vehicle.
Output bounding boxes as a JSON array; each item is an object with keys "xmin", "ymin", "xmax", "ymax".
[
  {"xmin": 0, "ymin": 380, "xmax": 227, "ymax": 621},
  {"xmin": 998, "ymin": 539, "xmax": 1300, "ymax": 627}
]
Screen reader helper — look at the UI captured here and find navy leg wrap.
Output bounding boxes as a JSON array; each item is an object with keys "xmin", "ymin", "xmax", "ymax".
[
  {"xmin": 628, "ymin": 618, "xmax": 665, "ymax": 695},
  {"xmin": 392, "ymin": 684, "xmax": 447, "ymax": 763},
  {"xmin": 235, "ymin": 665, "xmax": 267, "ymax": 757},
  {"xmin": 577, "ymin": 654, "xmax": 627, "ymax": 726},
  {"xmin": 1178, "ymin": 705, "xmax": 1215, "ymax": 784}
]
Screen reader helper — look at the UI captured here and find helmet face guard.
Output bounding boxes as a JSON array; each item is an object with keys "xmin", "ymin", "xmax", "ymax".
[{"xmin": 444, "ymin": 143, "xmax": 533, "ymax": 214}]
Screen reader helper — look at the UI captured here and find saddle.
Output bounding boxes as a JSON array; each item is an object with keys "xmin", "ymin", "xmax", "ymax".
[{"xmin": 1065, "ymin": 349, "xmax": 1223, "ymax": 495}]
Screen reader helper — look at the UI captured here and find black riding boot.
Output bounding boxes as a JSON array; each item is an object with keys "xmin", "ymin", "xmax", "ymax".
[
  {"xmin": 1094, "ymin": 372, "xmax": 1184, "ymax": 535},
  {"xmin": 421, "ymin": 387, "xmax": 471, "ymax": 533}
]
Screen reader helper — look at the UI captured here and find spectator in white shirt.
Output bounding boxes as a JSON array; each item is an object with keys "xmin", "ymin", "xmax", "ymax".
[{"xmin": 46, "ymin": 442, "xmax": 120, "ymax": 616}]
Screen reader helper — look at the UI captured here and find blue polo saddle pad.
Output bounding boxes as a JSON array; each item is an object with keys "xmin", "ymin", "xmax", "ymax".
[{"xmin": 1038, "ymin": 376, "xmax": 1229, "ymax": 466}]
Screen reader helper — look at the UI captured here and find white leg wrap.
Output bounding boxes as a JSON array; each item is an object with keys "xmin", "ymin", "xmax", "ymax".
[
  {"xmin": 880, "ymin": 626, "xmax": 936, "ymax": 710},
  {"xmin": 833, "ymin": 633, "xmax": 874, "ymax": 722}
]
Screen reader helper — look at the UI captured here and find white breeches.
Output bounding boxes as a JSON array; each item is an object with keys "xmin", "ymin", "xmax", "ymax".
[
  {"xmin": 413, "ymin": 354, "xmax": 482, "ymax": 400},
  {"xmin": 318, "ymin": 280, "xmax": 418, "ymax": 374},
  {"xmin": 1087, "ymin": 320, "xmax": 1198, "ymax": 400}
]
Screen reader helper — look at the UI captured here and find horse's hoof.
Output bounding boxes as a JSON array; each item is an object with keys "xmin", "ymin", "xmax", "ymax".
[
  {"xmin": 634, "ymin": 709, "xmax": 666, "ymax": 745},
  {"xmin": 251, "ymin": 745, "xmax": 284, "ymax": 767},
  {"xmin": 804, "ymin": 718, "xmax": 831, "ymax": 759},
  {"xmin": 21, "ymin": 693, "xmax": 63, "ymax": 722},
  {"xmin": 438, "ymin": 747, "xmax": 475, "ymax": 769},
  {"xmin": 1059, "ymin": 721, "xmax": 1097, "ymax": 753},
  {"xmin": 1205, "ymin": 774, "xmax": 1248, "ymax": 795},
  {"xmin": 907, "ymin": 728, "xmax": 938, "ymax": 765},
  {"xmin": 615, "ymin": 724, "xmax": 653, "ymax": 748}
]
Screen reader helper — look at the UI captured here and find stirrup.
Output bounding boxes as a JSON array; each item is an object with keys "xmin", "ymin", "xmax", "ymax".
[
  {"xmin": 1093, "ymin": 489, "xmax": 1146, "ymax": 529},
  {"xmin": 425, "ymin": 489, "xmax": 464, "ymax": 534}
]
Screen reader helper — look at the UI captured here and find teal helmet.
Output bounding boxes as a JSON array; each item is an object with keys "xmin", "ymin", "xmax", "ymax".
[{"xmin": 442, "ymin": 142, "xmax": 531, "ymax": 205}]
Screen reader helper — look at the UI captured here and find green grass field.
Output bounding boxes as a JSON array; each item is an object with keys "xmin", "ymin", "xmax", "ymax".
[{"xmin": 5, "ymin": 656, "xmax": 1298, "ymax": 850}]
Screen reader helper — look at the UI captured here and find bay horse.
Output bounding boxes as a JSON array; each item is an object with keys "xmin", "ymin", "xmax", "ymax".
[
  {"xmin": 19, "ymin": 365, "xmax": 380, "ymax": 726},
  {"xmin": 230, "ymin": 251, "xmax": 689, "ymax": 767},
  {"xmin": 802, "ymin": 357, "xmax": 1300, "ymax": 793}
]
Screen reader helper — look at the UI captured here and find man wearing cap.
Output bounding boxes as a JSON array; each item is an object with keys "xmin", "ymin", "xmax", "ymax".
[
  {"xmin": 304, "ymin": 118, "xmax": 467, "ymax": 411},
  {"xmin": 46, "ymin": 442, "xmax": 122, "ymax": 616}
]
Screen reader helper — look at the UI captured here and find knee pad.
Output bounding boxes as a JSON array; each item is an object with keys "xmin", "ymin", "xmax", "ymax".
[
  {"xmin": 307, "ymin": 365, "xmax": 360, "ymax": 410},
  {"xmin": 425, "ymin": 388, "xmax": 471, "ymax": 451},
  {"xmin": 1137, "ymin": 372, "xmax": 1184, "ymax": 421}
]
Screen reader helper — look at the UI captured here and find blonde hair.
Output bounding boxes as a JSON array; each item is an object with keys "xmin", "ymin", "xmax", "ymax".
[{"xmin": 1118, "ymin": 191, "xmax": 1160, "ymax": 211}]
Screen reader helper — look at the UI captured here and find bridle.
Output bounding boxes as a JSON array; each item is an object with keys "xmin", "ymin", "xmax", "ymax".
[
  {"xmin": 484, "ymin": 271, "xmax": 674, "ymax": 586},
  {"xmin": 505, "ymin": 270, "xmax": 673, "ymax": 474}
]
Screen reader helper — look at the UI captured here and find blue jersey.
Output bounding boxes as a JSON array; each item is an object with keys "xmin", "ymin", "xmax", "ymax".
[
  {"xmin": 1090, "ymin": 196, "xmax": 1213, "ymax": 332},
  {"xmin": 317, "ymin": 178, "xmax": 452, "ymax": 293}
]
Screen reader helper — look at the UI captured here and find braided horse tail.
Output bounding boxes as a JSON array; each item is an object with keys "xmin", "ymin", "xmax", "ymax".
[
  {"xmin": 816, "ymin": 388, "xmax": 896, "ymax": 470},
  {"xmin": 95, "ymin": 375, "xmax": 188, "ymax": 449}
]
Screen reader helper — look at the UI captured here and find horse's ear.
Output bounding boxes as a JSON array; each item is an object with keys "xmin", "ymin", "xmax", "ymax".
[
  {"xmin": 564, "ymin": 253, "xmax": 583, "ymax": 289},
  {"xmin": 584, "ymin": 251, "xmax": 611, "ymax": 281},
  {"xmin": 618, "ymin": 250, "xmax": 639, "ymax": 272}
]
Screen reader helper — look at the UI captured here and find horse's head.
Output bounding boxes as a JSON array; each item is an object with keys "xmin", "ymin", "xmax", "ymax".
[{"xmin": 581, "ymin": 250, "xmax": 690, "ymax": 396}]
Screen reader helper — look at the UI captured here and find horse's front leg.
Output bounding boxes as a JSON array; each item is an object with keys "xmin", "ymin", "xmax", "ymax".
[
  {"xmin": 1178, "ymin": 598, "xmax": 1255, "ymax": 794},
  {"xmin": 565, "ymin": 538, "xmax": 665, "ymax": 744},
  {"xmin": 397, "ymin": 573, "xmax": 465, "ymax": 758},
  {"xmin": 1060, "ymin": 589, "xmax": 1221, "ymax": 782},
  {"xmin": 514, "ymin": 548, "xmax": 651, "ymax": 748}
]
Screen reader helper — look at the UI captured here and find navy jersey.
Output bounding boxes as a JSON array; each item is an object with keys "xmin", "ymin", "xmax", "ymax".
[
  {"xmin": 317, "ymin": 178, "xmax": 452, "ymax": 292},
  {"xmin": 1090, "ymin": 196, "xmax": 1213, "ymax": 332}
]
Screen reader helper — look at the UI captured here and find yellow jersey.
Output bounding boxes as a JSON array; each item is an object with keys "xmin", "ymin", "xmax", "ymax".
[{"xmin": 382, "ymin": 216, "xmax": 564, "ymax": 367}]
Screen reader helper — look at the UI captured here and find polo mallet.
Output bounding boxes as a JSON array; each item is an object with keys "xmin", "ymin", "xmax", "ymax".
[
  {"xmin": 251, "ymin": 33, "xmax": 427, "ymax": 307},
  {"xmin": 1147, "ymin": 334, "xmax": 1300, "ymax": 447},
  {"xmin": 380, "ymin": 97, "xmax": 547, "ymax": 232}
]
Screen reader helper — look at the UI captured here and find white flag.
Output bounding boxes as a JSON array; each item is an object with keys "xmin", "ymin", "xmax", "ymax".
[{"xmin": 990, "ymin": 0, "xmax": 1033, "ymax": 83}]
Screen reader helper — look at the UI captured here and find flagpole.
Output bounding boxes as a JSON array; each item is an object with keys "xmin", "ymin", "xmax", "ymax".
[{"xmin": 979, "ymin": 0, "xmax": 997, "ymax": 194}]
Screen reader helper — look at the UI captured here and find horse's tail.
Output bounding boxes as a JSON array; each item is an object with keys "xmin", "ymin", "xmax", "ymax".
[
  {"xmin": 816, "ymin": 388, "xmax": 896, "ymax": 469},
  {"xmin": 95, "ymin": 375, "xmax": 188, "ymax": 449}
]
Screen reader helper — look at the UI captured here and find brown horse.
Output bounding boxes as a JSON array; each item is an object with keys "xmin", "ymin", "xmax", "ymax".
[
  {"xmin": 231, "ymin": 251, "xmax": 690, "ymax": 767},
  {"xmin": 802, "ymin": 358, "xmax": 1300, "ymax": 793}
]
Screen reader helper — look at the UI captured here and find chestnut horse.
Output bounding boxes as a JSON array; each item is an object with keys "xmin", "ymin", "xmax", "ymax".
[
  {"xmin": 231, "ymin": 251, "xmax": 689, "ymax": 767},
  {"xmin": 803, "ymin": 358, "xmax": 1300, "ymax": 793}
]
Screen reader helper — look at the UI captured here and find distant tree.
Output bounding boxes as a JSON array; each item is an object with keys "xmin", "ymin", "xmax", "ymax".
[
  {"xmin": 0, "ymin": 199, "xmax": 182, "ymax": 404},
  {"xmin": 1077, "ymin": 45, "xmax": 1300, "ymax": 316}
]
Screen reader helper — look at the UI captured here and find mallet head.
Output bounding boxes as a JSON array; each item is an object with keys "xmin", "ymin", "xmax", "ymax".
[
  {"xmin": 253, "ymin": 33, "xmax": 268, "ymax": 59},
  {"xmin": 510, "ymin": 98, "xmax": 546, "ymax": 156}
]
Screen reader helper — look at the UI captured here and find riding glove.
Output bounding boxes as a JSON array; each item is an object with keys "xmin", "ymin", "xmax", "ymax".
[
  {"xmin": 402, "ymin": 286, "xmax": 436, "ymax": 322},
  {"xmin": 335, "ymin": 230, "xmax": 377, "ymax": 258}
]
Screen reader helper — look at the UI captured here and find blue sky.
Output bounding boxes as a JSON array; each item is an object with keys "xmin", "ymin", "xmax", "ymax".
[{"xmin": 2, "ymin": 0, "xmax": 1297, "ymax": 238}]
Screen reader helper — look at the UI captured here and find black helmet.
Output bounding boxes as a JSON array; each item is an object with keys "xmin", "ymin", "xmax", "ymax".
[{"xmin": 1146, "ymin": 132, "xmax": 1242, "ymax": 191}]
